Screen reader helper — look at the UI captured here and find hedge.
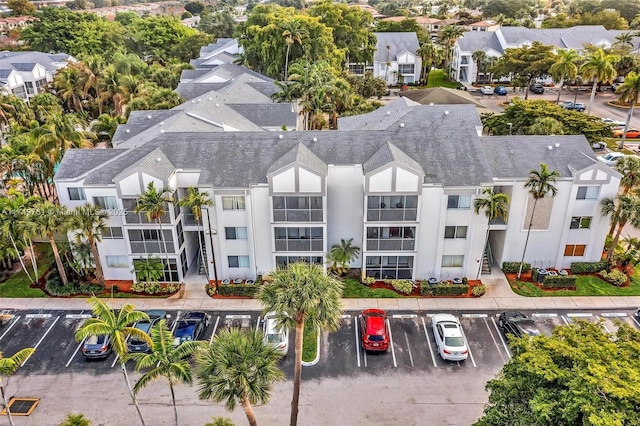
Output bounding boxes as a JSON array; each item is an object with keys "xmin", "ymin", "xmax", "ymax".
[
  {"xmin": 217, "ymin": 283, "xmax": 260, "ymax": 297},
  {"xmin": 421, "ymin": 282, "xmax": 469, "ymax": 296},
  {"xmin": 570, "ymin": 260, "xmax": 608, "ymax": 274},
  {"xmin": 502, "ymin": 262, "xmax": 531, "ymax": 273},
  {"xmin": 541, "ymin": 275, "xmax": 576, "ymax": 289},
  {"xmin": 45, "ymin": 271, "xmax": 103, "ymax": 296}
]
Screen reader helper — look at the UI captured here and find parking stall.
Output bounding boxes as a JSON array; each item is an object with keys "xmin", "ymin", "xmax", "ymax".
[{"xmin": 0, "ymin": 312, "xmax": 61, "ymax": 373}]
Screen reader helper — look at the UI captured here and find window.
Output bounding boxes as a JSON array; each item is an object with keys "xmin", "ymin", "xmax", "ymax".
[
  {"xmin": 106, "ymin": 255, "xmax": 128, "ymax": 268},
  {"xmin": 93, "ymin": 196, "xmax": 118, "ymax": 210},
  {"xmin": 444, "ymin": 226, "xmax": 467, "ymax": 239},
  {"xmin": 276, "ymin": 256, "xmax": 323, "ymax": 267},
  {"xmin": 447, "ymin": 195, "xmax": 471, "ymax": 209},
  {"xmin": 564, "ymin": 244, "xmax": 586, "ymax": 256},
  {"xmin": 348, "ymin": 64, "xmax": 365, "ymax": 74},
  {"xmin": 25, "ymin": 81, "xmax": 35, "ymax": 95},
  {"xmin": 68, "ymin": 187, "xmax": 86, "ymax": 201},
  {"xmin": 441, "ymin": 255, "xmax": 464, "ymax": 267},
  {"xmin": 576, "ymin": 186, "xmax": 599, "ymax": 200},
  {"xmin": 222, "ymin": 196, "xmax": 245, "ymax": 210},
  {"xmin": 274, "ymin": 227, "xmax": 323, "ymax": 251},
  {"xmin": 366, "ymin": 196, "xmax": 418, "ymax": 221},
  {"xmin": 398, "ymin": 64, "xmax": 415, "ymax": 75},
  {"xmin": 225, "ymin": 227, "xmax": 248, "ymax": 240},
  {"xmin": 102, "ymin": 227, "xmax": 123, "ymax": 239},
  {"xmin": 379, "ymin": 63, "xmax": 386, "ymax": 71},
  {"xmin": 272, "ymin": 196, "xmax": 323, "ymax": 222},
  {"xmin": 364, "ymin": 255, "xmax": 414, "ymax": 279},
  {"xmin": 228, "ymin": 255, "xmax": 250, "ymax": 268},
  {"xmin": 570, "ymin": 216, "xmax": 592, "ymax": 229}
]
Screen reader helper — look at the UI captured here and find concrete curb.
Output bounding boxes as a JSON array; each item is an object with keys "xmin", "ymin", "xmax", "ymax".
[{"xmin": 302, "ymin": 330, "xmax": 321, "ymax": 367}]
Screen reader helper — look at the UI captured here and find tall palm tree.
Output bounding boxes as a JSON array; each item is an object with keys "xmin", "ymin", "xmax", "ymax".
[
  {"xmin": 438, "ymin": 25, "xmax": 465, "ymax": 77},
  {"xmin": 417, "ymin": 41, "xmax": 441, "ymax": 85},
  {"xmin": 614, "ymin": 32, "xmax": 635, "ymax": 51},
  {"xmin": 282, "ymin": 19, "xmax": 308, "ymax": 81},
  {"xmin": 257, "ymin": 262, "xmax": 343, "ymax": 426},
  {"xmin": 605, "ymin": 156, "xmax": 640, "ymax": 235},
  {"xmin": 473, "ymin": 188, "xmax": 510, "ymax": 279},
  {"xmin": 579, "ymin": 49, "xmax": 618, "ymax": 115},
  {"xmin": 75, "ymin": 297, "xmax": 150, "ymax": 426},
  {"xmin": 196, "ymin": 328, "xmax": 285, "ymax": 426},
  {"xmin": 528, "ymin": 117, "xmax": 565, "ymax": 135},
  {"xmin": 70, "ymin": 204, "xmax": 108, "ymax": 286},
  {"xmin": 614, "ymin": 70, "xmax": 640, "ymax": 148},
  {"xmin": 177, "ymin": 186, "xmax": 213, "ymax": 281},
  {"xmin": 91, "ymin": 114, "xmax": 124, "ymax": 144},
  {"xmin": 36, "ymin": 201, "xmax": 69, "ymax": 285},
  {"xmin": 472, "ymin": 50, "xmax": 487, "ymax": 85},
  {"xmin": 0, "ymin": 347, "xmax": 35, "ymax": 426},
  {"xmin": 53, "ymin": 65, "xmax": 86, "ymax": 113},
  {"xmin": 134, "ymin": 182, "xmax": 174, "ymax": 283},
  {"xmin": 549, "ymin": 49, "xmax": 580, "ymax": 104},
  {"xmin": 0, "ymin": 192, "xmax": 39, "ymax": 284},
  {"xmin": 326, "ymin": 238, "xmax": 360, "ymax": 275},
  {"xmin": 517, "ymin": 164, "xmax": 560, "ymax": 279},
  {"xmin": 131, "ymin": 320, "xmax": 202, "ymax": 426},
  {"xmin": 601, "ymin": 195, "xmax": 640, "ymax": 263}
]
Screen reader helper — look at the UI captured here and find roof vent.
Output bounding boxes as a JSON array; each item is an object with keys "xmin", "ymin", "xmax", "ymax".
[
  {"xmin": 444, "ymin": 111, "xmax": 449, "ymax": 115},
  {"xmin": 215, "ymin": 103, "xmax": 219, "ymax": 107},
  {"xmin": 399, "ymin": 123, "xmax": 404, "ymax": 128},
  {"xmin": 197, "ymin": 99, "xmax": 202, "ymax": 102},
  {"xmin": 278, "ymin": 134, "xmax": 283, "ymax": 139},
  {"xmin": 548, "ymin": 145, "xmax": 553, "ymax": 150},
  {"xmin": 386, "ymin": 111, "xmax": 391, "ymax": 115},
  {"xmin": 313, "ymin": 137, "xmax": 318, "ymax": 142},
  {"xmin": 160, "ymin": 130, "xmax": 165, "ymax": 133},
  {"xmin": 125, "ymin": 129, "xmax": 130, "ymax": 133},
  {"xmin": 429, "ymin": 103, "xmax": 434, "ymax": 105},
  {"xmin": 555, "ymin": 143, "xmax": 560, "ymax": 147},
  {"xmin": 160, "ymin": 122, "xmax": 164, "ymax": 126},
  {"xmin": 208, "ymin": 98, "xmax": 212, "ymax": 101},
  {"xmin": 155, "ymin": 157, "xmax": 162, "ymax": 163},
  {"xmin": 147, "ymin": 115, "xmax": 152, "ymax": 119}
]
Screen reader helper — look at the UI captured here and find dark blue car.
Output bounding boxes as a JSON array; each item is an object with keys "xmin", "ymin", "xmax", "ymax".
[
  {"xmin": 173, "ymin": 311, "xmax": 209, "ymax": 346},
  {"xmin": 494, "ymin": 85, "xmax": 508, "ymax": 95},
  {"xmin": 128, "ymin": 310, "xmax": 167, "ymax": 353}
]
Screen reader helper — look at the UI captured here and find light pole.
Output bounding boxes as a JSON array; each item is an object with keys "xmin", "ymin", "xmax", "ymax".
[
  {"xmin": 507, "ymin": 122, "xmax": 513, "ymax": 135},
  {"xmin": 205, "ymin": 207, "xmax": 219, "ymax": 286}
]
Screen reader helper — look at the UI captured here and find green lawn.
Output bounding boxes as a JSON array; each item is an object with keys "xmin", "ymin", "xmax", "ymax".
[
  {"xmin": 302, "ymin": 320, "xmax": 318, "ymax": 363},
  {"xmin": 342, "ymin": 278, "xmax": 402, "ymax": 298},
  {"xmin": 0, "ymin": 244, "xmax": 50, "ymax": 298},
  {"xmin": 425, "ymin": 69, "xmax": 461, "ymax": 89},
  {"xmin": 510, "ymin": 268, "xmax": 640, "ymax": 297}
]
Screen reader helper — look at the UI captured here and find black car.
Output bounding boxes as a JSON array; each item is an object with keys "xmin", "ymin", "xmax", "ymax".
[
  {"xmin": 127, "ymin": 310, "xmax": 167, "ymax": 353},
  {"xmin": 529, "ymin": 83, "xmax": 544, "ymax": 94},
  {"xmin": 498, "ymin": 311, "xmax": 540, "ymax": 339},
  {"xmin": 173, "ymin": 311, "xmax": 209, "ymax": 346}
]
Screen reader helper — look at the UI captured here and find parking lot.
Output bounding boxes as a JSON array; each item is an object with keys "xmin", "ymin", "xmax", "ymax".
[{"xmin": 1, "ymin": 308, "xmax": 639, "ymax": 425}]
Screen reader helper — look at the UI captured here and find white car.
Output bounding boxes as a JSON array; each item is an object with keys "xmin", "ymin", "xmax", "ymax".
[
  {"xmin": 480, "ymin": 86, "xmax": 494, "ymax": 95},
  {"xmin": 263, "ymin": 311, "xmax": 289, "ymax": 355},
  {"xmin": 431, "ymin": 314, "xmax": 468, "ymax": 361},
  {"xmin": 598, "ymin": 152, "xmax": 625, "ymax": 166},
  {"xmin": 601, "ymin": 118, "xmax": 625, "ymax": 127}
]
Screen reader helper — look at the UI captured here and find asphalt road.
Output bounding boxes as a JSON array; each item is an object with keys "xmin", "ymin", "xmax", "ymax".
[{"xmin": 1, "ymin": 308, "xmax": 639, "ymax": 425}]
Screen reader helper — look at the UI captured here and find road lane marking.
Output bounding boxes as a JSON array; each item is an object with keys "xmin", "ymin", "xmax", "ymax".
[
  {"xmin": 355, "ymin": 315, "xmax": 361, "ymax": 368},
  {"xmin": 490, "ymin": 317, "xmax": 511, "ymax": 359},
  {"xmin": 392, "ymin": 314, "xmax": 417, "ymax": 319},
  {"xmin": 0, "ymin": 315, "xmax": 21, "ymax": 342},
  {"xmin": 458, "ymin": 324, "xmax": 476, "ymax": 368},
  {"xmin": 66, "ymin": 337, "xmax": 86, "ymax": 367},
  {"xmin": 209, "ymin": 316, "xmax": 220, "ymax": 345},
  {"xmin": 484, "ymin": 317, "xmax": 507, "ymax": 363},
  {"xmin": 421, "ymin": 317, "xmax": 437, "ymax": 368},
  {"xmin": 386, "ymin": 318, "xmax": 397, "ymax": 368},
  {"xmin": 404, "ymin": 332, "xmax": 414, "ymax": 367},
  {"xmin": 22, "ymin": 316, "xmax": 60, "ymax": 367}
]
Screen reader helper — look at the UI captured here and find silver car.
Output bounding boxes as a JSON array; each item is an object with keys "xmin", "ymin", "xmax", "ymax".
[
  {"xmin": 262, "ymin": 312, "xmax": 289, "ymax": 356},
  {"xmin": 431, "ymin": 314, "xmax": 469, "ymax": 362}
]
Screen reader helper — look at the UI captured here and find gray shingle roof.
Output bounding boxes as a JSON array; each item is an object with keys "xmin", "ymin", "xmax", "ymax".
[
  {"xmin": 118, "ymin": 147, "xmax": 176, "ymax": 181},
  {"xmin": 10, "ymin": 63, "xmax": 36, "ymax": 71},
  {"xmin": 112, "ymin": 110, "xmax": 181, "ymax": 145},
  {"xmin": 55, "ymin": 149, "xmax": 126, "ymax": 180},
  {"xmin": 267, "ymin": 143, "xmax": 328, "ymax": 176},
  {"xmin": 175, "ymin": 82, "xmax": 229, "ymax": 100},
  {"xmin": 227, "ymin": 103, "xmax": 296, "ymax": 128},
  {"xmin": 180, "ymin": 69, "xmax": 211, "ymax": 81},
  {"xmin": 0, "ymin": 51, "xmax": 73, "ymax": 72},
  {"xmin": 373, "ymin": 32, "xmax": 419, "ymax": 63},
  {"xmin": 363, "ymin": 142, "xmax": 424, "ymax": 174},
  {"xmin": 338, "ymin": 97, "xmax": 420, "ymax": 131}
]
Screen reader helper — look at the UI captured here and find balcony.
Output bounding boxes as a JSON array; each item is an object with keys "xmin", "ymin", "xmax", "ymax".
[
  {"xmin": 273, "ymin": 209, "xmax": 323, "ymax": 222},
  {"xmin": 182, "ymin": 213, "xmax": 201, "ymax": 226},
  {"xmin": 366, "ymin": 239, "xmax": 415, "ymax": 251},
  {"xmin": 274, "ymin": 239, "xmax": 324, "ymax": 252},
  {"xmin": 124, "ymin": 211, "xmax": 170, "ymax": 224},
  {"xmin": 367, "ymin": 209, "xmax": 417, "ymax": 222},
  {"xmin": 129, "ymin": 241, "xmax": 175, "ymax": 254}
]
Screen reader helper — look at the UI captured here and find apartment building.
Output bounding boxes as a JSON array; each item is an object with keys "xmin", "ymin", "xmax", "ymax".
[{"xmin": 0, "ymin": 50, "xmax": 74, "ymax": 100}]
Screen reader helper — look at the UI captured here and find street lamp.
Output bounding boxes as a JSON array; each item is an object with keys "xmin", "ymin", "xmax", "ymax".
[{"xmin": 507, "ymin": 122, "xmax": 513, "ymax": 135}]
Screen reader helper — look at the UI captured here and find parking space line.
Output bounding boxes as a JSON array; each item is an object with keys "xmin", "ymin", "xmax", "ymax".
[
  {"xmin": 209, "ymin": 316, "xmax": 220, "ymax": 345},
  {"xmin": 421, "ymin": 317, "xmax": 437, "ymax": 368},
  {"xmin": 392, "ymin": 314, "xmax": 417, "ymax": 319},
  {"xmin": 561, "ymin": 315, "xmax": 570, "ymax": 325},
  {"xmin": 0, "ymin": 315, "xmax": 21, "ymax": 342},
  {"xmin": 601, "ymin": 313, "xmax": 627, "ymax": 317},
  {"xmin": 66, "ymin": 337, "xmax": 86, "ymax": 368},
  {"xmin": 458, "ymin": 325, "xmax": 476, "ymax": 368},
  {"xmin": 22, "ymin": 316, "xmax": 60, "ymax": 367},
  {"xmin": 490, "ymin": 317, "xmax": 511, "ymax": 359},
  {"xmin": 170, "ymin": 311, "xmax": 181, "ymax": 335},
  {"xmin": 255, "ymin": 316, "xmax": 261, "ymax": 331},
  {"xmin": 354, "ymin": 315, "xmax": 361, "ymax": 368},
  {"xmin": 25, "ymin": 313, "xmax": 51, "ymax": 319},
  {"xmin": 631, "ymin": 315, "xmax": 640, "ymax": 329},
  {"xmin": 532, "ymin": 313, "xmax": 558, "ymax": 318},
  {"xmin": 225, "ymin": 314, "xmax": 251, "ymax": 319},
  {"xmin": 363, "ymin": 348, "xmax": 367, "ymax": 367},
  {"xmin": 403, "ymin": 332, "xmax": 414, "ymax": 367},
  {"xmin": 484, "ymin": 317, "xmax": 508, "ymax": 362},
  {"xmin": 386, "ymin": 318, "xmax": 397, "ymax": 368},
  {"xmin": 567, "ymin": 313, "xmax": 593, "ymax": 318},
  {"xmin": 462, "ymin": 313, "xmax": 488, "ymax": 318}
]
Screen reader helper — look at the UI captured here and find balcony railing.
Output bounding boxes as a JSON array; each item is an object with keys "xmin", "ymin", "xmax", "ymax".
[
  {"xmin": 124, "ymin": 211, "xmax": 170, "ymax": 224},
  {"xmin": 275, "ymin": 240, "xmax": 324, "ymax": 252},
  {"xmin": 182, "ymin": 214, "xmax": 201, "ymax": 226},
  {"xmin": 273, "ymin": 209, "xmax": 323, "ymax": 222},
  {"xmin": 129, "ymin": 241, "xmax": 175, "ymax": 254},
  {"xmin": 367, "ymin": 209, "xmax": 417, "ymax": 222},
  {"xmin": 366, "ymin": 239, "xmax": 415, "ymax": 251}
]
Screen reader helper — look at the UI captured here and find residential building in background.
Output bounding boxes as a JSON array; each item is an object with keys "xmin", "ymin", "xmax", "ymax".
[{"xmin": 0, "ymin": 50, "xmax": 74, "ymax": 100}]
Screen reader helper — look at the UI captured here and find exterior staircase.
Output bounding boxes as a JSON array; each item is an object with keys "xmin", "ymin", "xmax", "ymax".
[
  {"xmin": 197, "ymin": 250, "xmax": 207, "ymax": 275},
  {"xmin": 481, "ymin": 243, "xmax": 492, "ymax": 275}
]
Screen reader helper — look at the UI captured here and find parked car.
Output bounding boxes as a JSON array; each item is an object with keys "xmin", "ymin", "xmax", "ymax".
[
  {"xmin": 173, "ymin": 311, "xmax": 209, "ymax": 346},
  {"xmin": 612, "ymin": 128, "xmax": 640, "ymax": 138},
  {"xmin": 598, "ymin": 152, "xmax": 626, "ymax": 166},
  {"xmin": 127, "ymin": 310, "xmax": 167, "ymax": 353},
  {"xmin": 493, "ymin": 85, "xmax": 508, "ymax": 95},
  {"xmin": 82, "ymin": 334, "xmax": 112, "ymax": 359},
  {"xmin": 601, "ymin": 117, "xmax": 626, "ymax": 127},
  {"xmin": 262, "ymin": 311, "xmax": 289, "ymax": 355},
  {"xmin": 560, "ymin": 101, "xmax": 585, "ymax": 112},
  {"xmin": 529, "ymin": 83, "xmax": 544, "ymax": 94},
  {"xmin": 359, "ymin": 309, "xmax": 389, "ymax": 352},
  {"xmin": 431, "ymin": 314, "xmax": 468, "ymax": 361},
  {"xmin": 497, "ymin": 311, "xmax": 540, "ymax": 339},
  {"xmin": 480, "ymin": 86, "xmax": 494, "ymax": 95}
]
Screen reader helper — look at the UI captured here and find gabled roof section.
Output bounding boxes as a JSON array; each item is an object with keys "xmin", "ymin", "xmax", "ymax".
[
  {"xmin": 175, "ymin": 82, "xmax": 229, "ymax": 100},
  {"xmin": 398, "ymin": 87, "xmax": 487, "ymax": 111},
  {"xmin": 0, "ymin": 50, "xmax": 74, "ymax": 72},
  {"xmin": 267, "ymin": 142, "xmax": 328, "ymax": 176},
  {"xmin": 117, "ymin": 147, "xmax": 176, "ymax": 182},
  {"xmin": 364, "ymin": 142, "xmax": 424, "ymax": 175},
  {"xmin": 10, "ymin": 62, "xmax": 36, "ymax": 71},
  {"xmin": 112, "ymin": 110, "xmax": 181, "ymax": 146},
  {"xmin": 373, "ymin": 32, "xmax": 419, "ymax": 63},
  {"xmin": 227, "ymin": 103, "xmax": 297, "ymax": 129},
  {"xmin": 338, "ymin": 97, "xmax": 420, "ymax": 131},
  {"xmin": 55, "ymin": 149, "xmax": 125, "ymax": 180}
]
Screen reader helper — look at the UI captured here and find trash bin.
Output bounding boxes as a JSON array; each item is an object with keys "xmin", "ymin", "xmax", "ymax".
[
  {"xmin": 547, "ymin": 270, "xmax": 558, "ymax": 277},
  {"xmin": 452, "ymin": 278, "xmax": 463, "ymax": 284},
  {"xmin": 558, "ymin": 270, "xmax": 568, "ymax": 276},
  {"xmin": 536, "ymin": 269, "xmax": 548, "ymax": 283},
  {"xmin": 428, "ymin": 277, "xmax": 438, "ymax": 286}
]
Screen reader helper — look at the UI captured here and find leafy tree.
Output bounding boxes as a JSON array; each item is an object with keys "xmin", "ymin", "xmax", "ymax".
[
  {"xmin": 69, "ymin": 204, "xmax": 108, "ymax": 286},
  {"xmin": 576, "ymin": 10, "xmax": 629, "ymax": 29},
  {"xmin": 257, "ymin": 262, "xmax": 343, "ymax": 426},
  {"xmin": 602, "ymin": 0, "xmax": 640, "ymax": 24},
  {"xmin": 528, "ymin": 116, "xmax": 564, "ymax": 135},
  {"xmin": 326, "ymin": 238, "xmax": 360, "ymax": 275},
  {"xmin": 281, "ymin": 18, "xmax": 308, "ymax": 81},
  {"xmin": 196, "ymin": 329, "xmax": 285, "ymax": 426},
  {"xmin": 614, "ymin": 70, "xmax": 640, "ymax": 148},
  {"xmin": 439, "ymin": 25, "xmax": 465, "ymax": 76},
  {"xmin": 59, "ymin": 413, "xmax": 91, "ymax": 426},
  {"xmin": 473, "ymin": 188, "xmax": 510, "ymax": 279},
  {"xmin": 7, "ymin": 0, "xmax": 36, "ymax": 16},
  {"xmin": 131, "ymin": 320, "xmax": 202, "ymax": 426},
  {"xmin": 75, "ymin": 297, "xmax": 151, "ymax": 426},
  {"xmin": 472, "ymin": 50, "xmax": 487, "ymax": 85},
  {"xmin": 204, "ymin": 418, "xmax": 234, "ymax": 426},
  {"xmin": 549, "ymin": 49, "xmax": 580, "ymax": 104},
  {"xmin": 345, "ymin": 72, "xmax": 387, "ymax": 99},
  {"xmin": 0, "ymin": 347, "xmax": 35, "ymax": 426},
  {"xmin": 417, "ymin": 40, "xmax": 443, "ymax": 85},
  {"xmin": 198, "ymin": 11, "xmax": 236, "ymax": 38},
  {"xmin": 91, "ymin": 114, "xmax": 125, "ymax": 144},
  {"xmin": 184, "ymin": 1, "xmax": 205, "ymax": 15},
  {"xmin": 475, "ymin": 320, "xmax": 640, "ymax": 426},
  {"xmin": 0, "ymin": 193, "xmax": 40, "ymax": 284},
  {"xmin": 517, "ymin": 164, "xmax": 560, "ymax": 279},
  {"xmin": 29, "ymin": 93, "xmax": 64, "ymax": 123},
  {"xmin": 580, "ymin": 48, "xmax": 618, "ymax": 115}
]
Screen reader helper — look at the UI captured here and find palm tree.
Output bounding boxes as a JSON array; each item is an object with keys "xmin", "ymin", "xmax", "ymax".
[
  {"xmin": 257, "ymin": 262, "xmax": 343, "ymax": 426},
  {"xmin": 472, "ymin": 50, "xmax": 486, "ymax": 85},
  {"xmin": 438, "ymin": 25, "xmax": 465, "ymax": 77},
  {"xmin": 132, "ymin": 256, "xmax": 164, "ymax": 283},
  {"xmin": 604, "ymin": 156, "xmax": 640, "ymax": 235},
  {"xmin": 177, "ymin": 186, "xmax": 213, "ymax": 281},
  {"xmin": 36, "ymin": 201, "xmax": 69, "ymax": 285},
  {"xmin": 134, "ymin": 182, "xmax": 174, "ymax": 283},
  {"xmin": 282, "ymin": 19, "xmax": 308, "ymax": 81},
  {"xmin": 417, "ymin": 41, "xmax": 441, "ymax": 85},
  {"xmin": 75, "ymin": 297, "xmax": 150, "ymax": 426},
  {"xmin": 131, "ymin": 320, "xmax": 201, "ymax": 426},
  {"xmin": 528, "ymin": 117, "xmax": 564, "ymax": 135},
  {"xmin": 91, "ymin": 114, "xmax": 124, "ymax": 145},
  {"xmin": 614, "ymin": 32, "xmax": 635, "ymax": 51},
  {"xmin": 60, "ymin": 413, "xmax": 92, "ymax": 426},
  {"xmin": 0, "ymin": 347, "xmax": 35, "ymax": 426},
  {"xmin": 204, "ymin": 418, "xmax": 235, "ymax": 426},
  {"xmin": 196, "ymin": 328, "xmax": 284, "ymax": 426},
  {"xmin": 601, "ymin": 195, "xmax": 640, "ymax": 263},
  {"xmin": 70, "ymin": 204, "xmax": 108, "ymax": 286},
  {"xmin": 0, "ymin": 192, "xmax": 39, "ymax": 284},
  {"xmin": 614, "ymin": 70, "xmax": 640, "ymax": 148},
  {"xmin": 517, "ymin": 164, "xmax": 560, "ymax": 279},
  {"xmin": 473, "ymin": 188, "xmax": 510, "ymax": 279},
  {"xmin": 579, "ymin": 49, "xmax": 618, "ymax": 115},
  {"xmin": 326, "ymin": 238, "xmax": 360, "ymax": 275},
  {"xmin": 549, "ymin": 49, "xmax": 580, "ymax": 104}
]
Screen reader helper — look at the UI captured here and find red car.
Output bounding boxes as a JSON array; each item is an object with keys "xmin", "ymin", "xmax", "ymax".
[{"xmin": 360, "ymin": 309, "xmax": 389, "ymax": 351}]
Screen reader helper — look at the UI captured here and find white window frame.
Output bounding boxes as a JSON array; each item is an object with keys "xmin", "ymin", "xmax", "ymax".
[
  {"xmin": 576, "ymin": 186, "xmax": 599, "ymax": 200},
  {"xmin": 225, "ymin": 227, "xmax": 248, "ymax": 240},
  {"xmin": 222, "ymin": 196, "xmax": 246, "ymax": 210},
  {"xmin": 106, "ymin": 255, "xmax": 128, "ymax": 268},
  {"xmin": 441, "ymin": 255, "xmax": 464, "ymax": 267},
  {"xmin": 447, "ymin": 195, "xmax": 471, "ymax": 209},
  {"xmin": 228, "ymin": 255, "xmax": 250, "ymax": 268},
  {"xmin": 444, "ymin": 226, "xmax": 467, "ymax": 239},
  {"xmin": 68, "ymin": 187, "xmax": 86, "ymax": 201}
]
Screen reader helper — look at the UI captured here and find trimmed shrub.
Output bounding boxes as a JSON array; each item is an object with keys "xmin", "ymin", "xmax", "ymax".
[
  {"xmin": 45, "ymin": 271, "xmax": 103, "ymax": 296},
  {"xmin": 362, "ymin": 276, "xmax": 376, "ymax": 285},
  {"xmin": 131, "ymin": 282, "xmax": 180, "ymax": 295},
  {"xmin": 421, "ymin": 283, "xmax": 469, "ymax": 296},
  {"xmin": 205, "ymin": 283, "xmax": 216, "ymax": 296},
  {"xmin": 541, "ymin": 275, "xmax": 576, "ymax": 289},
  {"xmin": 218, "ymin": 283, "xmax": 260, "ymax": 297},
  {"xmin": 502, "ymin": 262, "xmax": 531, "ymax": 273},
  {"xmin": 471, "ymin": 284, "xmax": 486, "ymax": 296},
  {"xmin": 599, "ymin": 269, "xmax": 628, "ymax": 286},
  {"xmin": 462, "ymin": 277, "xmax": 468, "ymax": 285},
  {"xmin": 570, "ymin": 260, "xmax": 608, "ymax": 274},
  {"xmin": 389, "ymin": 279, "xmax": 413, "ymax": 294}
]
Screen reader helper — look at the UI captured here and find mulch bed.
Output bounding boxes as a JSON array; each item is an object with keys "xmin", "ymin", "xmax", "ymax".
[
  {"xmin": 368, "ymin": 280, "xmax": 483, "ymax": 298},
  {"xmin": 506, "ymin": 265, "xmax": 635, "ymax": 291}
]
